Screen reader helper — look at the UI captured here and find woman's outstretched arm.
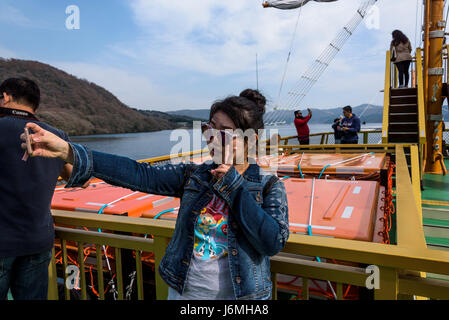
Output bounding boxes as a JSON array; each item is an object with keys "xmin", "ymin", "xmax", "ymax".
[{"xmin": 21, "ymin": 122, "xmax": 193, "ymax": 197}]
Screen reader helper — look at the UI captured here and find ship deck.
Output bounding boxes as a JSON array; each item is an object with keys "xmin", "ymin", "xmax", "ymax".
[{"xmin": 422, "ymin": 158, "xmax": 449, "ymax": 281}]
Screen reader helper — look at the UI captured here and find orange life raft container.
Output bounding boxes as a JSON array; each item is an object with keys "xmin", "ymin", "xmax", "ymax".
[
  {"xmin": 258, "ymin": 152, "xmax": 386, "ymax": 176},
  {"xmin": 52, "ymin": 178, "xmax": 179, "ymax": 218},
  {"xmin": 283, "ymin": 177, "xmax": 383, "ymax": 242}
]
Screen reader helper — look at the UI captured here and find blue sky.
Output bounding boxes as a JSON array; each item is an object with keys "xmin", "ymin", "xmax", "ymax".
[{"xmin": 0, "ymin": 0, "xmax": 426, "ymax": 112}]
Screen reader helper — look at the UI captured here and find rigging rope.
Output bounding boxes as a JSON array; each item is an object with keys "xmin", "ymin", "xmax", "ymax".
[
  {"xmin": 265, "ymin": 0, "xmax": 378, "ymax": 126},
  {"xmin": 276, "ymin": 6, "xmax": 303, "ymax": 107}
]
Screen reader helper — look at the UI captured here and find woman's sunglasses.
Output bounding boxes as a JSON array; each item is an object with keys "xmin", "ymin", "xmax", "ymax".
[{"xmin": 201, "ymin": 122, "xmax": 239, "ymax": 145}]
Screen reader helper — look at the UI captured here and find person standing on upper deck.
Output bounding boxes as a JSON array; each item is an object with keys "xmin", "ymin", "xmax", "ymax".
[
  {"xmin": 294, "ymin": 108, "xmax": 312, "ymax": 145},
  {"xmin": 332, "ymin": 117, "xmax": 343, "ymax": 144},
  {"xmin": 390, "ymin": 30, "xmax": 413, "ymax": 88},
  {"xmin": 339, "ymin": 105, "xmax": 361, "ymax": 144}
]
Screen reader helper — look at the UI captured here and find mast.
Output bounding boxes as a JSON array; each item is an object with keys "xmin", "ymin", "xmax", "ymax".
[{"xmin": 423, "ymin": 0, "xmax": 446, "ymax": 174}]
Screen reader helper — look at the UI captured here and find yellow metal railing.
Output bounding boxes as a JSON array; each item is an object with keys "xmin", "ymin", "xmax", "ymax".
[
  {"xmin": 279, "ymin": 129, "xmax": 382, "ymax": 147},
  {"xmin": 382, "ymin": 50, "xmax": 392, "ymax": 144},
  {"xmin": 47, "ymin": 144, "xmax": 449, "ymax": 300},
  {"xmin": 416, "ymin": 48, "xmax": 427, "ymax": 146}
]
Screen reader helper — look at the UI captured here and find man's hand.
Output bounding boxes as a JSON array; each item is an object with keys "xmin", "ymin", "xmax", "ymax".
[{"xmin": 307, "ymin": 108, "xmax": 312, "ymax": 116}]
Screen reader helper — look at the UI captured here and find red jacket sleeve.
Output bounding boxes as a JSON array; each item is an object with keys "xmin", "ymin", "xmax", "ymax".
[{"xmin": 294, "ymin": 115, "xmax": 311, "ymax": 127}]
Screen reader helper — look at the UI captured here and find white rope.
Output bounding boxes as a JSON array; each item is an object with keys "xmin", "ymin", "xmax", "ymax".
[
  {"xmin": 276, "ymin": 6, "xmax": 303, "ymax": 107},
  {"xmin": 264, "ymin": 0, "xmax": 378, "ymax": 125}
]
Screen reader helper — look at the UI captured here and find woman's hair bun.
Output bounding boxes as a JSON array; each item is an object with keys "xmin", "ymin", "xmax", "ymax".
[{"xmin": 239, "ymin": 89, "xmax": 266, "ymax": 113}]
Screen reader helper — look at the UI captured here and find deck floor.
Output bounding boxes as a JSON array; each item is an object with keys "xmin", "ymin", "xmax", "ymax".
[
  {"xmin": 422, "ymin": 158, "xmax": 449, "ymax": 204},
  {"xmin": 421, "ymin": 159, "xmax": 449, "ymax": 281}
]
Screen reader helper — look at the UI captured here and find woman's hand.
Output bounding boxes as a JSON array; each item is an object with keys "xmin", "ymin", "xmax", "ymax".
[
  {"xmin": 20, "ymin": 122, "xmax": 74, "ymax": 163},
  {"xmin": 210, "ymin": 164, "xmax": 232, "ymax": 180}
]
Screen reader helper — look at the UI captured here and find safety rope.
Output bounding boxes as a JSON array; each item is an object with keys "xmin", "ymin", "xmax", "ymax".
[
  {"xmin": 297, "ymin": 152, "xmax": 305, "ymax": 178},
  {"xmin": 318, "ymin": 152, "xmax": 374, "ymax": 179}
]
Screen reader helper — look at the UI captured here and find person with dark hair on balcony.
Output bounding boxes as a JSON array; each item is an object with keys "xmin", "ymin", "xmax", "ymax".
[
  {"xmin": 390, "ymin": 30, "xmax": 413, "ymax": 88},
  {"xmin": 0, "ymin": 77, "xmax": 74, "ymax": 300},
  {"xmin": 340, "ymin": 105, "xmax": 361, "ymax": 144},
  {"xmin": 332, "ymin": 117, "xmax": 343, "ymax": 144},
  {"xmin": 294, "ymin": 108, "xmax": 312, "ymax": 145},
  {"xmin": 19, "ymin": 88, "xmax": 289, "ymax": 300}
]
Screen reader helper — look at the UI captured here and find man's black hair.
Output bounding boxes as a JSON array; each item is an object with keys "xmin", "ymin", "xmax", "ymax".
[
  {"xmin": 342, "ymin": 105, "xmax": 352, "ymax": 113},
  {"xmin": 294, "ymin": 110, "xmax": 301, "ymax": 116},
  {"xmin": 0, "ymin": 77, "xmax": 40, "ymax": 111}
]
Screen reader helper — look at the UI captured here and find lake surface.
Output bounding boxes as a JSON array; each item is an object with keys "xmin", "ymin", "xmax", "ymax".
[{"xmin": 70, "ymin": 123, "xmax": 384, "ymax": 161}]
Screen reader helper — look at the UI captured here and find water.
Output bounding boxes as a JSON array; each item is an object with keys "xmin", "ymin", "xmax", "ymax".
[{"xmin": 70, "ymin": 123, "xmax": 383, "ymax": 161}]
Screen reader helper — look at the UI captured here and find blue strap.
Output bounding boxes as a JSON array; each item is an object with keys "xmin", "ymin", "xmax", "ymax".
[
  {"xmin": 318, "ymin": 164, "xmax": 331, "ymax": 179},
  {"xmin": 96, "ymin": 204, "xmax": 110, "ymax": 233},
  {"xmin": 307, "ymin": 226, "xmax": 322, "ymax": 262},
  {"xmin": 153, "ymin": 208, "xmax": 175, "ymax": 220},
  {"xmin": 98, "ymin": 204, "xmax": 109, "ymax": 215},
  {"xmin": 298, "ymin": 163, "xmax": 304, "ymax": 179}
]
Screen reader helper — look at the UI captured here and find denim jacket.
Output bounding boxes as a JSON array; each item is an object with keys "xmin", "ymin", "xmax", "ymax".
[{"xmin": 66, "ymin": 143, "xmax": 289, "ymax": 300}]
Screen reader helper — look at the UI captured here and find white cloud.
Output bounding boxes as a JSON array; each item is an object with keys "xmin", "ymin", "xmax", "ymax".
[
  {"xmin": 117, "ymin": 0, "xmax": 421, "ymax": 110},
  {"xmin": 7, "ymin": 0, "xmax": 424, "ymax": 112},
  {"xmin": 126, "ymin": 0, "xmax": 364, "ymax": 77},
  {"xmin": 50, "ymin": 61, "xmax": 208, "ymax": 111},
  {"xmin": 52, "ymin": 62, "xmax": 156, "ymax": 108}
]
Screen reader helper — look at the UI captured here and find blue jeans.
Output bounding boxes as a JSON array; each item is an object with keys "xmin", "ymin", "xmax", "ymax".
[{"xmin": 0, "ymin": 249, "xmax": 52, "ymax": 300}]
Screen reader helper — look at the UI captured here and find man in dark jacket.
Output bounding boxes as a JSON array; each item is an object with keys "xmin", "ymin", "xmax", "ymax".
[
  {"xmin": 294, "ymin": 108, "xmax": 312, "ymax": 145},
  {"xmin": 332, "ymin": 117, "xmax": 343, "ymax": 144},
  {"xmin": 339, "ymin": 105, "xmax": 361, "ymax": 144},
  {"xmin": 0, "ymin": 77, "xmax": 73, "ymax": 300}
]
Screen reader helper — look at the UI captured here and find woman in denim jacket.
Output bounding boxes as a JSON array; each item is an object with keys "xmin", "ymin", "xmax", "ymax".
[{"xmin": 21, "ymin": 89, "xmax": 289, "ymax": 300}]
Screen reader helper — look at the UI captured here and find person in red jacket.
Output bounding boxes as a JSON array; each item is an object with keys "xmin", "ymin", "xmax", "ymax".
[{"xmin": 294, "ymin": 108, "xmax": 312, "ymax": 145}]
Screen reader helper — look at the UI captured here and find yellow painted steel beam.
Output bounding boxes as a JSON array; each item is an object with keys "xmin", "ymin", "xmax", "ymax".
[
  {"xmin": 416, "ymin": 48, "xmax": 427, "ymax": 145},
  {"xmin": 55, "ymin": 227, "xmax": 156, "ymax": 252},
  {"xmin": 410, "ymin": 145, "xmax": 423, "ymax": 219},
  {"xmin": 375, "ymin": 267, "xmax": 398, "ymax": 300},
  {"xmin": 270, "ymin": 254, "xmax": 367, "ymax": 287},
  {"xmin": 395, "ymin": 145, "xmax": 427, "ymax": 249},
  {"xmin": 399, "ymin": 274, "xmax": 449, "ymax": 299},
  {"xmin": 422, "ymin": 199, "xmax": 449, "ymax": 206},
  {"xmin": 47, "ymin": 248, "xmax": 59, "ymax": 300},
  {"xmin": 283, "ymin": 233, "xmax": 449, "ymax": 276},
  {"xmin": 382, "ymin": 50, "xmax": 391, "ymax": 144},
  {"xmin": 53, "ymin": 210, "xmax": 175, "ymax": 238},
  {"xmin": 154, "ymin": 236, "xmax": 170, "ymax": 300},
  {"xmin": 137, "ymin": 148, "xmax": 208, "ymax": 164}
]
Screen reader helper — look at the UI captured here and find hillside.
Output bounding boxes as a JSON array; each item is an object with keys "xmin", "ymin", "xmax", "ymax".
[
  {"xmin": 170, "ymin": 104, "xmax": 387, "ymax": 124},
  {"xmin": 0, "ymin": 58, "xmax": 196, "ymax": 136}
]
